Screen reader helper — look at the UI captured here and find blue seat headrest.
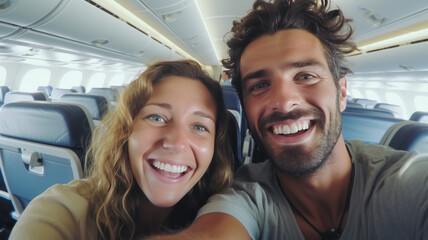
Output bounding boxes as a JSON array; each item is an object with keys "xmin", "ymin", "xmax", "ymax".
[
  {"xmin": 60, "ymin": 93, "xmax": 109, "ymax": 120},
  {"xmin": 0, "ymin": 101, "xmax": 92, "ymax": 149},
  {"xmin": 4, "ymin": 91, "xmax": 48, "ymax": 104}
]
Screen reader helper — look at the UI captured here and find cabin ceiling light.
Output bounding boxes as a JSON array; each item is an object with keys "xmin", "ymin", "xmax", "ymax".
[
  {"xmin": 359, "ymin": 7, "xmax": 385, "ymax": 27},
  {"xmin": 91, "ymin": 39, "xmax": 109, "ymax": 46},
  {"xmin": 359, "ymin": 28, "xmax": 428, "ymax": 52},
  {"xmin": 91, "ymin": 0, "xmax": 198, "ymax": 64}
]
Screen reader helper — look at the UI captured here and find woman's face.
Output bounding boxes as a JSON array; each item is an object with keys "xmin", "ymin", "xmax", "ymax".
[{"xmin": 128, "ymin": 76, "xmax": 217, "ymax": 207}]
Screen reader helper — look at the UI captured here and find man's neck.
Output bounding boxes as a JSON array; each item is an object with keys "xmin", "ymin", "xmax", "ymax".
[{"xmin": 277, "ymin": 138, "xmax": 353, "ymax": 235}]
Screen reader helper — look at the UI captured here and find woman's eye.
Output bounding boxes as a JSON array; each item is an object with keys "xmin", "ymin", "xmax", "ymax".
[
  {"xmin": 193, "ymin": 124, "xmax": 208, "ymax": 132},
  {"xmin": 146, "ymin": 114, "xmax": 165, "ymax": 123}
]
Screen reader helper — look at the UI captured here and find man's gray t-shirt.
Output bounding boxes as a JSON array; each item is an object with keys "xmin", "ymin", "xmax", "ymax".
[{"xmin": 197, "ymin": 140, "xmax": 428, "ymax": 239}]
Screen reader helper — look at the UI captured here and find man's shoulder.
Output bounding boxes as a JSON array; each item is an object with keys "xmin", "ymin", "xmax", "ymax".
[
  {"xmin": 346, "ymin": 140, "xmax": 414, "ymax": 164},
  {"xmin": 234, "ymin": 160, "xmax": 274, "ymax": 182}
]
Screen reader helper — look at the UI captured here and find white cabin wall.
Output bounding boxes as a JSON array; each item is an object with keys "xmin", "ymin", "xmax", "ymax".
[{"xmin": 347, "ymin": 71, "xmax": 428, "ymax": 119}]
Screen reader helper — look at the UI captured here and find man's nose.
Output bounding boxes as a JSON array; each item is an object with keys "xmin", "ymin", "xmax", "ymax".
[{"xmin": 269, "ymin": 77, "xmax": 302, "ymax": 112}]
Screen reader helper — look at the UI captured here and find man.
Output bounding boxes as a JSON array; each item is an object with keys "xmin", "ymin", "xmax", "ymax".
[
  {"xmin": 221, "ymin": 70, "xmax": 232, "ymax": 86},
  {"xmin": 151, "ymin": 0, "xmax": 428, "ymax": 239}
]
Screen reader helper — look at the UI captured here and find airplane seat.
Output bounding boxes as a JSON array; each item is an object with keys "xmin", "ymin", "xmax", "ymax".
[
  {"xmin": 88, "ymin": 87, "xmax": 118, "ymax": 104},
  {"xmin": 221, "ymin": 86, "xmax": 253, "ymax": 164},
  {"xmin": 3, "ymin": 91, "xmax": 48, "ymax": 105},
  {"xmin": 379, "ymin": 120, "xmax": 428, "ymax": 153},
  {"xmin": 374, "ymin": 103, "xmax": 403, "ymax": 118},
  {"xmin": 0, "ymin": 86, "xmax": 10, "ymax": 107},
  {"xmin": 346, "ymin": 101, "xmax": 364, "ymax": 108},
  {"xmin": 352, "ymin": 98, "xmax": 378, "ymax": 108},
  {"xmin": 37, "ymin": 86, "xmax": 53, "ymax": 97},
  {"xmin": 225, "ymin": 111, "xmax": 242, "ymax": 172},
  {"xmin": 341, "ymin": 112, "xmax": 403, "ymax": 144},
  {"xmin": 72, "ymin": 86, "xmax": 86, "ymax": 93},
  {"xmin": 50, "ymin": 88, "xmax": 77, "ymax": 101},
  {"xmin": 0, "ymin": 101, "xmax": 93, "ymax": 219},
  {"xmin": 222, "ymin": 86, "xmax": 242, "ymax": 128},
  {"xmin": 344, "ymin": 106, "xmax": 395, "ymax": 118},
  {"xmin": 59, "ymin": 93, "xmax": 109, "ymax": 125},
  {"xmin": 409, "ymin": 111, "xmax": 428, "ymax": 124}
]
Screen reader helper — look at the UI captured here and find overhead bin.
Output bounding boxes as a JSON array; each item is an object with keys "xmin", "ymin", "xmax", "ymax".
[
  {"xmin": 11, "ymin": 29, "xmax": 143, "ymax": 68},
  {"xmin": 117, "ymin": 0, "xmax": 219, "ymax": 66},
  {"xmin": 0, "ymin": 22, "xmax": 19, "ymax": 38},
  {"xmin": 0, "ymin": 0, "xmax": 63, "ymax": 27},
  {"xmin": 33, "ymin": 0, "xmax": 152, "ymax": 59}
]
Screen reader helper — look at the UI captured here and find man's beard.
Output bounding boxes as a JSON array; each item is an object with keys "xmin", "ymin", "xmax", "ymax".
[{"xmin": 252, "ymin": 98, "xmax": 342, "ymax": 176}]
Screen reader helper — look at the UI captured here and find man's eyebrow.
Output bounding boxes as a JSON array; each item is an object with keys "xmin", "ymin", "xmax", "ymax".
[
  {"xmin": 290, "ymin": 60, "xmax": 324, "ymax": 69},
  {"xmin": 242, "ymin": 59, "xmax": 326, "ymax": 84},
  {"xmin": 241, "ymin": 70, "xmax": 268, "ymax": 84}
]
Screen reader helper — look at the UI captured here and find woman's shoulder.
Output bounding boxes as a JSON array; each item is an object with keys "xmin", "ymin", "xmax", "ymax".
[{"xmin": 9, "ymin": 179, "xmax": 97, "ymax": 239}]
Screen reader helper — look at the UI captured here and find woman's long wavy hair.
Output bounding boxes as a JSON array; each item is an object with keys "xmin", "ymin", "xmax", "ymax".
[
  {"xmin": 84, "ymin": 59, "xmax": 233, "ymax": 240},
  {"xmin": 222, "ymin": 0, "xmax": 358, "ymax": 102}
]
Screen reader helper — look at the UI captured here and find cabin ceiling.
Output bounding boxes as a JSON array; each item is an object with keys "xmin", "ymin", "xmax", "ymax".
[{"xmin": 0, "ymin": 0, "xmax": 427, "ymax": 74}]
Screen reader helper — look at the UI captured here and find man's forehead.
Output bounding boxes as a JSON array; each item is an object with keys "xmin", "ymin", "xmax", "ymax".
[{"xmin": 240, "ymin": 29, "xmax": 327, "ymax": 75}]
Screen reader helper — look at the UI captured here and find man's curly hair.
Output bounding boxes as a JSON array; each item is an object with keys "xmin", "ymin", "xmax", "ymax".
[{"xmin": 222, "ymin": 0, "xmax": 358, "ymax": 101}]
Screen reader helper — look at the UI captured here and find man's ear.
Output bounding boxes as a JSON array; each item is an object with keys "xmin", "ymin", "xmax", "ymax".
[{"xmin": 338, "ymin": 76, "xmax": 347, "ymax": 112}]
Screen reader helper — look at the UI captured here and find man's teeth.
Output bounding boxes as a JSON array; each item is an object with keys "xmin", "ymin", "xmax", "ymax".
[
  {"xmin": 273, "ymin": 121, "xmax": 309, "ymax": 135},
  {"xmin": 153, "ymin": 160, "xmax": 188, "ymax": 173}
]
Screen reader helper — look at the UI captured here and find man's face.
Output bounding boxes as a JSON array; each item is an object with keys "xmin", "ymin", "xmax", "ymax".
[{"xmin": 240, "ymin": 29, "xmax": 347, "ymax": 176}]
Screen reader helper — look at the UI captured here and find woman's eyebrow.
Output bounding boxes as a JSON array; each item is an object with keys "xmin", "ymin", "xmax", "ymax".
[
  {"xmin": 144, "ymin": 102, "xmax": 172, "ymax": 110},
  {"xmin": 193, "ymin": 111, "xmax": 215, "ymax": 123}
]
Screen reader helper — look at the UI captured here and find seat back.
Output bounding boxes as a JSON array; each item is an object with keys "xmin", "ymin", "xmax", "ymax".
[
  {"xmin": 380, "ymin": 121, "xmax": 428, "ymax": 153},
  {"xmin": 352, "ymin": 98, "xmax": 378, "ymax": 108},
  {"xmin": 88, "ymin": 87, "xmax": 118, "ymax": 103},
  {"xmin": 221, "ymin": 86, "xmax": 253, "ymax": 165},
  {"xmin": 0, "ymin": 101, "xmax": 93, "ymax": 219},
  {"xmin": 225, "ymin": 111, "xmax": 242, "ymax": 172},
  {"xmin": 4, "ymin": 91, "xmax": 48, "ymax": 105},
  {"xmin": 342, "ymin": 112, "xmax": 402, "ymax": 144},
  {"xmin": 346, "ymin": 101, "xmax": 363, "ymax": 108},
  {"xmin": 344, "ymin": 106, "xmax": 395, "ymax": 117},
  {"xmin": 51, "ymin": 88, "xmax": 77, "ymax": 101},
  {"xmin": 374, "ymin": 103, "xmax": 403, "ymax": 118},
  {"xmin": 59, "ymin": 93, "xmax": 109, "ymax": 123},
  {"xmin": 0, "ymin": 86, "xmax": 10, "ymax": 106},
  {"xmin": 72, "ymin": 86, "xmax": 86, "ymax": 93},
  {"xmin": 37, "ymin": 86, "xmax": 53, "ymax": 97},
  {"xmin": 409, "ymin": 111, "xmax": 428, "ymax": 124}
]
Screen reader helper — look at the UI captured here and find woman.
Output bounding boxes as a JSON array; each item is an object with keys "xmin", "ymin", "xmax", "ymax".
[{"xmin": 9, "ymin": 60, "xmax": 233, "ymax": 239}]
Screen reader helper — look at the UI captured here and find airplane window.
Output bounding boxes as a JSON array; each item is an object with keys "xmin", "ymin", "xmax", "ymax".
[
  {"xmin": 385, "ymin": 92, "xmax": 407, "ymax": 117},
  {"xmin": 349, "ymin": 89, "xmax": 363, "ymax": 98},
  {"xmin": 109, "ymin": 74, "xmax": 125, "ymax": 87},
  {"xmin": 0, "ymin": 66, "xmax": 6, "ymax": 85},
  {"xmin": 20, "ymin": 68, "xmax": 51, "ymax": 92},
  {"xmin": 414, "ymin": 95, "xmax": 428, "ymax": 111},
  {"xmin": 366, "ymin": 90, "xmax": 382, "ymax": 103},
  {"xmin": 87, "ymin": 72, "xmax": 106, "ymax": 91},
  {"xmin": 59, "ymin": 71, "xmax": 83, "ymax": 89}
]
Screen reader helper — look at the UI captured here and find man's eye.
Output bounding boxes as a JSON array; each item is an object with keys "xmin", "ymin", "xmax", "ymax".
[
  {"xmin": 146, "ymin": 114, "xmax": 165, "ymax": 123},
  {"xmin": 249, "ymin": 81, "xmax": 269, "ymax": 92},
  {"xmin": 298, "ymin": 74, "xmax": 315, "ymax": 80}
]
